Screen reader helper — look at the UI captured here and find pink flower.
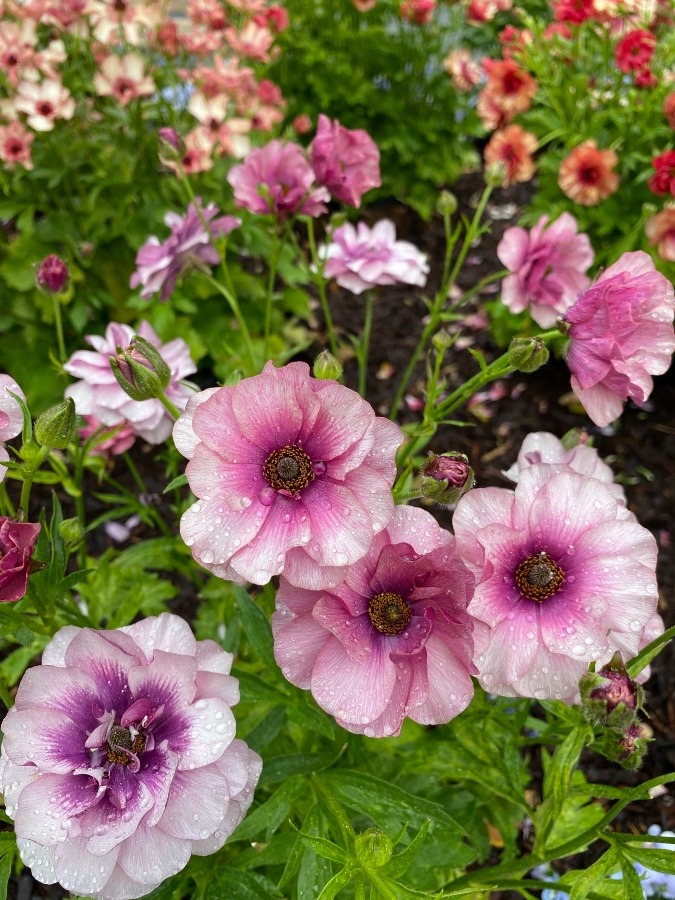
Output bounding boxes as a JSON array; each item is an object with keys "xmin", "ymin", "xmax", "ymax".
[
  {"xmin": 443, "ymin": 49, "xmax": 482, "ymax": 91},
  {"xmin": 79, "ymin": 416, "xmax": 136, "ymax": 458},
  {"xmin": 310, "ymin": 114, "xmax": 381, "ymax": 208},
  {"xmin": 563, "ymin": 251, "xmax": 675, "ymax": 427},
  {"xmin": 400, "ymin": 0, "xmax": 436, "ymax": 24},
  {"xmin": 227, "ymin": 140, "xmax": 329, "ymax": 220},
  {"xmin": 497, "ymin": 213, "xmax": 594, "ymax": 328},
  {"xmin": 273, "ymin": 505, "xmax": 480, "ymax": 736},
  {"xmin": 224, "ymin": 21, "xmax": 275, "ymax": 62},
  {"xmin": 0, "ymin": 517, "xmax": 41, "ymax": 602},
  {"xmin": 36, "ymin": 254, "xmax": 69, "ymax": 293},
  {"xmin": 174, "ymin": 361, "xmax": 403, "ymax": 588},
  {"xmin": 646, "ymin": 205, "xmax": 675, "ymax": 262},
  {"xmin": 93, "ymin": 53, "xmax": 156, "ymax": 106},
  {"xmin": 130, "ymin": 200, "xmax": 240, "ymax": 301},
  {"xmin": 320, "ymin": 220, "xmax": 429, "ymax": 295},
  {"xmin": 64, "ymin": 321, "xmax": 197, "ymax": 445},
  {"xmin": 0, "ymin": 613, "xmax": 261, "ymax": 899},
  {"xmin": 0, "ymin": 373, "xmax": 24, "ymax": 484},
  {"xmin": 0, "ymin": 120, "xmax": 34, "ymax": 169},
  {"xmin": 15, "ymin": 78, "xmax": 75, "ymax": 131},
  {"xmin": 453, "ymin": 463, "xmax": 659, "ymax": 701}
]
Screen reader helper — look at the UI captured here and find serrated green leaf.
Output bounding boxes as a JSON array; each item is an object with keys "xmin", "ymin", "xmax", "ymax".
[
  {"xmin": 316, "ymin": 866, "xmax": 354, "ymax": 900},
  {"xmin": 383, "ymin": 821, "xmax": 430, "ymax": 879},
  {"xmin": 569, "ymin": 848, "xmax": 619, "ymax": 900},
  {"xmin": 233, "ymin": 585, "xmax": 275, "ymax": 668},
  {"xmin": 230, "ymin": 775, "xmax": 305, "ymax": 843}
]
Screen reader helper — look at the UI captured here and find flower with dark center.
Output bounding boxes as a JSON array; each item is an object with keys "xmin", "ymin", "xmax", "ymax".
[
  {"xmin": 515, "ymin": 552, "xmax": 564, "ymax": 601},
  {"xmin": 367, "ymin": 592, "xmax": 412, "ymax": 635},
  {"xmin": 263, "ymin": 445, "xmax": 315, "ymax": 495}
]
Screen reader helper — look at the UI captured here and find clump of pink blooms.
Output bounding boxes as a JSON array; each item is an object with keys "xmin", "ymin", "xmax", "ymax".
[
  {"xmin": 64, "ymin": 321, "xmax": 197, "ymax": 445},
  {"xmin": 319, "ymin": 220, "xmax": 429, "ymax": 294},
  {"xmin": 273, "ymin": 505, "xmax": 481, "ymax": 737},
  {"xmin": 0, "ymin": 373, "xmax": 25, "ymax": 482},
  {"xmin": 497, "ymin": 213, "xmax": 594, "ymax": 328},
  {"xmin": 310, "ymin": 114, "xmax": 382, "ymax": 208},
  {"xmin": 0, "ymin": 613, "xmax": 261, "ymax": 900},
  {"xmin": 563, "ymin": 251, "xmax": 675, "ymax": 427},
  {"xmin": 174, "ymin": 361, "xmax": 403, "ymax": 589},
  {"xmin": 130, "ymin": 200, "xmax": 240, "ymax": 302}
]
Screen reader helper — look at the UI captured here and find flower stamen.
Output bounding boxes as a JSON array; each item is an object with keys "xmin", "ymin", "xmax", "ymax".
[
  {"xmin": 368, "ymin": 591, "xmax": 412, "ymax": 635},
  {"xmin": 515, "ymin": 551, "xmax": 564, "ymax": 601},
  {"xmin": 263, "ymin": 445, "xmax": 315, "ymax": 494},
  {"xmin": 106, "ymin": 724, "xmax": 146, "ymax": 766}
]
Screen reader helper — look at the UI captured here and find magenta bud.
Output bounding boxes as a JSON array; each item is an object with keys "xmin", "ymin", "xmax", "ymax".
[
  {"xmin": 36, "ymin": 255, "xmax": 69, "ymax": 294},
  {"xmin": 420, "ymin": 452, "xmax": 474, "ymax": 506},
  {"xmin": 158, "ymin": 127, "xmax": 180, "ymax": 151},
  {"xmin": 580, "ymin": 652, "xmax": 643, "ymax": 729}
]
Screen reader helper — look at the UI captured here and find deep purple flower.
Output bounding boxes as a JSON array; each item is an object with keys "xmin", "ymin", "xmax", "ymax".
[
  {"xmin": 310, "ymin": 114, "xmax": 381, "ymax": 207},
  {"xmin": 0, "ymin": 613, "xmax": 261, "ymax": 900},
  {"xmin": 0, "ymin": 517, "xmax": 41, "ymax": 603},
  {"xmin": 227, "ymin": 140, "xmax": 330, "ymax": 220},
  {"xmin": 320, "ymin": 220, "xmax": 429, "ymax": 295},
  {"xmin": 130, "ymin": 201, "xmax": 240, "ymax": 302},
  {"xmin": 273, "ymin": 505, "xmax": 481, "ymax": 736},
  {"xmin": 0, "ymin": 373, "xmax": 25, "ymax": 484},
  {"xmin": 174, "ymin": 361, "xmax": 403, "ymax": 588},
  {"xmin": 36, "ymin": 254, "xmax": 69, "ymax": 294}
]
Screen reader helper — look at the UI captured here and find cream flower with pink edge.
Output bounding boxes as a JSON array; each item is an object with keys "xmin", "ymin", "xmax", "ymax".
[
  {"xmin": 0, "ymin": 374, "xmax": 25, "ymax": 484},
  {"xmin": 174, "ymin": 361, "xmax": 403, "ymax": 589},
  {"xmin": 273, "ymin": 505, "xmax": 482, "ymax": 737},
  {"xmin": 15, "ymin": 78, "xmax": 75, "ymax": 131},
  {"xmin": 453, "ymin": 463, "xmax": 659, "ymax": 701},
  {"xmin": 0, "ymin": 613, "xmax": 261, "ymax": 900},
  {"xmin": 94, "ymin": 54, "xmax": 155, "ymax": 106}
]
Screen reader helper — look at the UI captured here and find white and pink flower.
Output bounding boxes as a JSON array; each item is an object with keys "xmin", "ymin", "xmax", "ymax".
[
  {"xmin": 0, "ymin": 374, "xmax": 25, "ymax": 484},
  {"xmin": 15, "ymin": 78, "xmax": 75, "ymax": 131},
  {"xmin": 0, "ymin": 120, "xmax": 35, "ymax": 169},
  {"xmin": 93, "ymin": 53, "xmax": 156, "ymax": 106}
]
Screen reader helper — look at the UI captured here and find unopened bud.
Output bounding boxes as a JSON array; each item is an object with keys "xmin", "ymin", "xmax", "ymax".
[
  {"xmin": 58, "ymin": 516, "xmax": 84, "ymax": 551},
  {"xmin": 436, "ymin": 190, "xmax": 458, "ymax": 217},
  {"xmin": 313, "ymin": 350, "xmax": 343, "ymax": 381},
  {"xmin": 36, "ymin": 255, "xmax": 69, "ymax": 294},
  {"xmin": 485, "ymin": 161, "xmax": 508, "ymax": 188},
  {"xmin": 421, "ymin": 451, "xmax": 474, "ymax": 506},
  {"xmin": 355, "ymin": 829, "xmax": 393, "ymax": 868},
  {"xmin": 34, "ymin": 398, "xmax": 77, "ymax": 450},
  {"xmin": 507, "ymin": 337, "xmax": 549, "ymax": 373},
  {"xmin": 580, "ymin": 653, "xmax": 642, "ymax": 730},
  {"xmin": 110, "ymin": 336, "xmax": 171, "ymax": 402},
  {"xmin": 158, "ymin": 127, "xmax": 182, "ymax": 161},
  {"xmin": 431, "ymin": 330, "xmax": 454, "ymax": 352}
]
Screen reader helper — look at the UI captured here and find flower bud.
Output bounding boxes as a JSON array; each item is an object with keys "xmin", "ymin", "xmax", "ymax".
[
  {"xmin": 158, "ymin": 127, "xmax": 182, "ymax": 162},
  {"xmin": 436, "ymin": 190, "xmax": 458, "ymax": 217},
  {"xmin": 580, "ymin": 653, "xmax": 643, "ymax": 729},
  {"xmin": 110, "ymin": 336, "xmax": 171, "ymax": 402},
  {"xmin": 421, "ymin": 451, "xmax": 474, "ymax": 506},
  {"xmin": 36, "ymin": 255, "xmax": 69, "ymax": 294},
  {"xmin": 58, "ymin": 516, "xmax": 84, "ymax": 551},
  {"xmin": 507, "ymin": 337, "xmax": 549, "ymax": 373},
  {"xmin": 355, "ymin": 829, "xmax": 393, "ymax": 867},
  {"xmin": 431, "ymin": 330, "xmax": 454, "ymax": 352},
  {"xmin": 34, "ymin": 398, "xmax": 77, "ymax": 450},
  {"xmin": 485, "ymin": 161, "xmax": 508, "ymax": 188},
  {"xmin": 313, "ymin": 350, "xmax": 343, "ymax": 381}
]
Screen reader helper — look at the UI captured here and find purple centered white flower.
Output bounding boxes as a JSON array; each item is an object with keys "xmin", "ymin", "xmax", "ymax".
[
  {"xmin": 174, "ymin": 361, "xmax": 403, "ymax": 589},
  {"xmin": 0, "ymin": 373, "xmax": 24, "ymax": 483},
  {"xmin": 0, "ymin": 613, "xmax": 262, "ymax": 900},
  {"xmin": 320, "ymin": 220, "xmax": 429, "ymax": 295},
  {"xmin": 130, "ymin": 200, "xmax": 240, "ymax": 302},
  {"xmin": 453, "ymin": 463, "xmax": 659, "ymax": 701},
  {"xmin": 65, "ymin": 321, "xmax": 197, "ymax": 445},
  {"xmin": 272, "ymin": 505, "xmax": 481, "ymax": 737}
]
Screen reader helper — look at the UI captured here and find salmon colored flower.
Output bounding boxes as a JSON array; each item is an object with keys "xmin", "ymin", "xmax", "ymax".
[
  {"xmin": 400, "ymin": 0, "xmax": 436, "ymax": 23},
  {"xmin": 481, "ymin": 58, "xmax": 538, "ymax": 120},
  {"xmin": 484, "ymin": 125, "xmax": 537, "ymax": 187},
  {"xmin": 353, "ymin": 0, "xmax": 377, "ymax": 9},
  {"xmin": 558, "ymin": 140, "xmax": 620, "ymax": 206},
  {"xmin": 665, "ymin": 93, "xmax": 675, "ymax": 129},
  {"xmin": 646, "ymin": 205, "xmax": 675, "ymax": 262},
  {"xmin": 554, "ymin": 0, "xmax": 597, "ymax": 23},
  {"xmin": 0, "ymin": 121, "xmax": 34, "ymax": 169}
]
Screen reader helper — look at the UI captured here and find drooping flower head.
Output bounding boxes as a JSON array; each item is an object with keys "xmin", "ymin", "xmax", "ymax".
[
  {"xmin": 273, "ymin": 505, "xmax": 480, "ymax": 736},
  {"xmin": 646, "ymin": 204, "xmax": 675, "ymax": 262},
  {"xmin": 174, "ymin": 361, "xmax": 403, "ymax": 588},
  {"xmin": 483, "ymin": 125, "xmax": 537, "ymax": 187},
  {"xmin": 453, "ymin": 463, "xmax": 659, "ymax": 701},
  {"xmin": 65, "ymin": 321, "xmax": 197, "ymax": 445},
  {"xmin": 310, "ymin": 114, "xmax": 381, "ymax": 208},
  {"xmin": 0, "ymin": 517, "xmax": 41, "ymax": 602},
  {"xmin": 497, "ymin": 213, "xmax": 594, "ymax": 327},
  {"xmin": 227, "ymin": 140, "xmax": 329, "ymax": 219},
  {"xmin": 319, "ymin": 220, "xmax": 429, "ymax": 295},
  {"xmin": 558, "ymin": 140, "xmax": 620, "ymax": 206},
  {"xmin": 0, "ymin": 613, "xmax": 261, "ymax": 900},
  {"xmin": 0, "ymin": 373, "xmax": 25, "ymax": 483},
  {"xmin": 563, "ymin": 251, "xmax": 675, "ymax": 426},
  {"xmin": 130, "ymin": 200, "xmax": 240, "ymax": 302}
]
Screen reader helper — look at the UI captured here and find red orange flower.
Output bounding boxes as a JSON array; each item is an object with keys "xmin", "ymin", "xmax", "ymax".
[
  {"xmin": 484, "ymin": 125, "xmax": 537, "ymax": 187},
  {"xmin": 648, "ymin": 150, "xmax": 675, "ymax": 196},
  {"xmin": 614, "ymin": 29, "xmax": 656, "ymax": 73},
  {"xmin": 665, "ymin": 93, "xmax": 675, "ymax": 129},
  {"xmin": 558, "ymin": 140, "xmax": 620, "ymax": 206},
  {"xmin": 481, "ymin": 58, "xmax": 538, "ymax": 119}
]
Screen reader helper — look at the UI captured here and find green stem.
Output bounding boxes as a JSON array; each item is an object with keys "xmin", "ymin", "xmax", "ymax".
[
  {"xmin": 307, "ymin": 219, "xmax": 338, "ymax": 357},
  {"xmin": 445, "ymin": 183, "xmax": 493, "ymax": 295},
  {"xmin": 19, "ymin": 447, "xmax": 50, "ymax": 515},
  {"xmin": 52, "ymin": 293, "xmax": 67, "ymax": 364},
  {"xmin": 264, "ymin": 230, "xmax": 281, "ymax": 359},
  {"xmin": 0, "ymin": 678, "xmax": 14, "ymax": 711},
  {"xmin": 202, "ymin": 273, "xmax": 256, "ymax": 372},
  {"xmin": 157, "ymin": 391, "xmax": 182, "ymax": 421},
  {"xmin": 73, "ymin": 447, "xmax": 87, "ymax": 570},
  {"xmin": 358, "ymin": 292, "xmax": 373, "ymax": 398}
]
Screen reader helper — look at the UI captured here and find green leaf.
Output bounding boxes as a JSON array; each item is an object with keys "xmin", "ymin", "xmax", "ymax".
[
  {"xmin": 163, "ymin": 473, "xmax": 188, "ymax": 493},
  {"xmin": 383, "ymin": 821, "xmax": 430, "ymax": 879},
  {"xmin": 230, "ymin": 775, "xmax": 305, "ymax": 842},
  {"xmin": 621, "ymin": 846, "xmax": 675, "ymax": 876},
  {"xmin": 617, "ymin": 849, "xmax": 645, "ymax": 900},
  {"xmin": 316, "ymin": 866, "xmax": 354, "ymax": 900},
  {"xmin": 569, "ymin": 847, "xmax": 619, "ymax": 900},
  {"xmin": 259, "ymin": 752, "xmax": 337, "ymax": 787},
  {"xmin": 233, "ymin": 585, "xmax": 275, "ymax": 668},
  {"xmin": 205, "ymin": 869, "xmax": 283, "ymax": 900},
  {"xmin": 292, "ymin": 828, "xmax": 348, "ymax": 864}
]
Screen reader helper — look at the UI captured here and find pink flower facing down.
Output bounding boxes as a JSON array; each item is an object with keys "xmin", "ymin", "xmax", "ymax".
[
  {"xmin": 310, "ymin": 114, "xmax": 381, "ymax": 208},
  {"xmin": 227, "ymin": 140, "xmax": 329, "ymax": 220},
  {"xmin": 0, "ymin": 613, "xmax": 262, "ymax": 900},
  {"xmin": 563, "ymin": 251, "xmax": 675, "ymax": 427},
  {"xmin": 453, "ymin": 463, "xmax": 659, "ymax": 701},
  {"xmin": 130, "ymin": 201, "xmax": 240, "ymax": 302},
  {"xmin": 65, "ymin": 321, "xmax": 197, "ymax": 445},
  {"xmin": 273, "ymin": 505, "xmax": 480, "ymax": 736},
  {"xmin": 0, "ymin": 373, "xmax": 25, "ymax": 483},
  {"xmin": 174, "ymin": 361, "xmax": 403, "ymax": 588},
  {"xmin": 320, "ymin": 220, "xmax": 429, "ymax": 295},
  {"xmin": 497, "ymin": 213, "xmax": 594, "ymax": 328},
  {"xmin": 0, "ymin": 517, "xmax": 41, "ymax": 602}
]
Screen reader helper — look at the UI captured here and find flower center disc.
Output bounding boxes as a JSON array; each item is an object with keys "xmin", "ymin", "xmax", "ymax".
[
  {"xmin": 106, "ymin": 724, "xmax": 146, "ymax": 765},
  {"xmin": 263, "ymin": 445, "xmax": 315, "ymax": 494},
  {"xmin": 368, "ymin": 592, "xmax": 412, "ymax": 635},
  {"xmin": 515, "ymin": 552, "xmax": 564, "ymax": 602}
]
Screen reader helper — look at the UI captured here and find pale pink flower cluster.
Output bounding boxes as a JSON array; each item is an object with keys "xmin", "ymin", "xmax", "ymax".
[
  {"xmin": 0, "ymin": 373, "xmax": 24, "ymax": 484},
  {"xmin": 93, "ymin": 53, "xmax": 155, "ymax": 106}
]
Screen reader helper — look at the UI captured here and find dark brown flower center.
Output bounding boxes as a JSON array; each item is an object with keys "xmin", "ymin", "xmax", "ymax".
[
  {"xmin": 579, "ymin": 165, "xmax": 600, "ymax": 184},
  {"xmin": 515, "ymin": 552, "xmax": 564, "ymax": 602},
  {"xmin": 106, "ymin": 724, "xmax": 146, "ymax": 765},
  {"xmin": 368, "ymin": 592, "xmax": 412, "ymax": 635},
  {"xmin": 263, "ymin": 445, "xmax": 314, "ymax": 494}
]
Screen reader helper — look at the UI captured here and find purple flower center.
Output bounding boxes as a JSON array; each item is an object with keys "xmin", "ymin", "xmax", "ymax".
[
  {"xmin": 367, "ymin": 591, "xmax": 412, "ymax": 635},
  {"xmin": 263, "ymin": 445, "xmax": 315, "ymax": 494},
  {"xmin": 105, "ymin": 724, "xmax": 147, "ymax": 766},
  {"xmin": 515, "ymin": 551, "xmax": 564, "ymax": 602}
]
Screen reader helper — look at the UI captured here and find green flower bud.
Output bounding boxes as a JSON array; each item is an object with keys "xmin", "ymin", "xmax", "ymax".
[
  {"xmin": 431, "ymin": 330, "xmax": 454, "ymax": 352},
  {"xmin": 597, "ymin": 722, "xmax": 650, "ymax": 772},
  {"xmin": 420, "ymin": 452, "xmax": 474, "ymax": 506},
  {"xmin": 355, "ymin": 829, "xmax": 393, "ymax": 868},
  {"xmin": 313, "ymin": 350, "xmax": 343, "ymax": 381},
  {"xmin": 34, "ymin": 398, "xmax": 77, "ymax": 449},
  {"xmin": 58, "ymin": 516, "xmax": 84, "ymax": 551},
  {"xmin": 580, "ymin": 653, "xmax": 643, "ymax": 730},
  {"xmin": 507, "ymin": 337, "xmax": 549, "ymax": 373},
  {"xmin": 436, "ymin": 190, "xmax": 458, "ymax": 217},
  {"xmin": 110, "ymin": 336, "xmax": 171, "ymax": 402}
]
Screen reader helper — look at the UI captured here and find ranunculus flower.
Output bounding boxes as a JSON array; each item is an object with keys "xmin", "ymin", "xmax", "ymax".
[
  {"xmin": 497, "ymin": 213, "xmax": 594, "ymax": 327},
  {"xmin": 79, "ymin": 416, "xmax": 137, "ymax": 458},
  {"xmin": 648, "ymin": 150, "xmax": 675, "ymax": 197},
  {"xmin": 319, "ymin": 220, "xmax": 429, "ymax": 294},
  {"xmin": 273, "ymin": 505, "xmax": 480, "ymax": 736},
  {"xmin": 310, "ymin": 114, "xmax": 381, "ymax": 208},
  {"xmin": 227, "ymin": 140, "xmax": 329, "ymax": 219},
  {"xmin": 130, "ymin": 200, "xmax": 240, "ymax": 301},
  {"xmin": 15, "ymin": 78, "xmax": 75, "ymax": 131},
  {"xmin": 65, "ymin": 321, "xmax": 197, "ymax": 445},
  {"xmin": 0, "ymin": 517, "xmax": 41, "ymax": 602},
  {"xmin": 558, "ymin": 140, "xmax": 620, "ymax": 206},
  {"xmin": 453, "ymin": 463, "xmax": 659, "ymax": 701},
  {"xmin": 0, "ymin": 120, "xmax": 34, "ymax": 169},
  {"xmin": 479, "ymin": 58, "xmax": 538, "ymax": 123},
  {"xmin": 443, "ymin": 49, "xmax": 482, "ymax": 91},
  {"xmin": 646, "ymin": 205, "xmax": 675, "ymax": 262},
  {"xmin": 174, "ymin": 361, "xmax": 403, "ymax": 589},
  {"xmin": 614, "ymin": 28, "xmax": 656, "ymax": 73},
  {"xmin": 93, "ymin": 53, "xmax": 156, "ymax": 106},
  {"xmin": 563, "ymin": 251, "xmax": 675, "ymax": 427},
  {"xmin": 483, "ymin": 125, "xmax": 537, "ymax": 187},
  {"xmin": 400, "ymin": 0, "xmax": 436, "ymax": 24},
  {"xmin": 0, "ymin": 613, "xmax": 261, "ymax": 900},
  {"xmin": 0, "ymin": 373, "xmax": 25, "ymax": 484}
]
